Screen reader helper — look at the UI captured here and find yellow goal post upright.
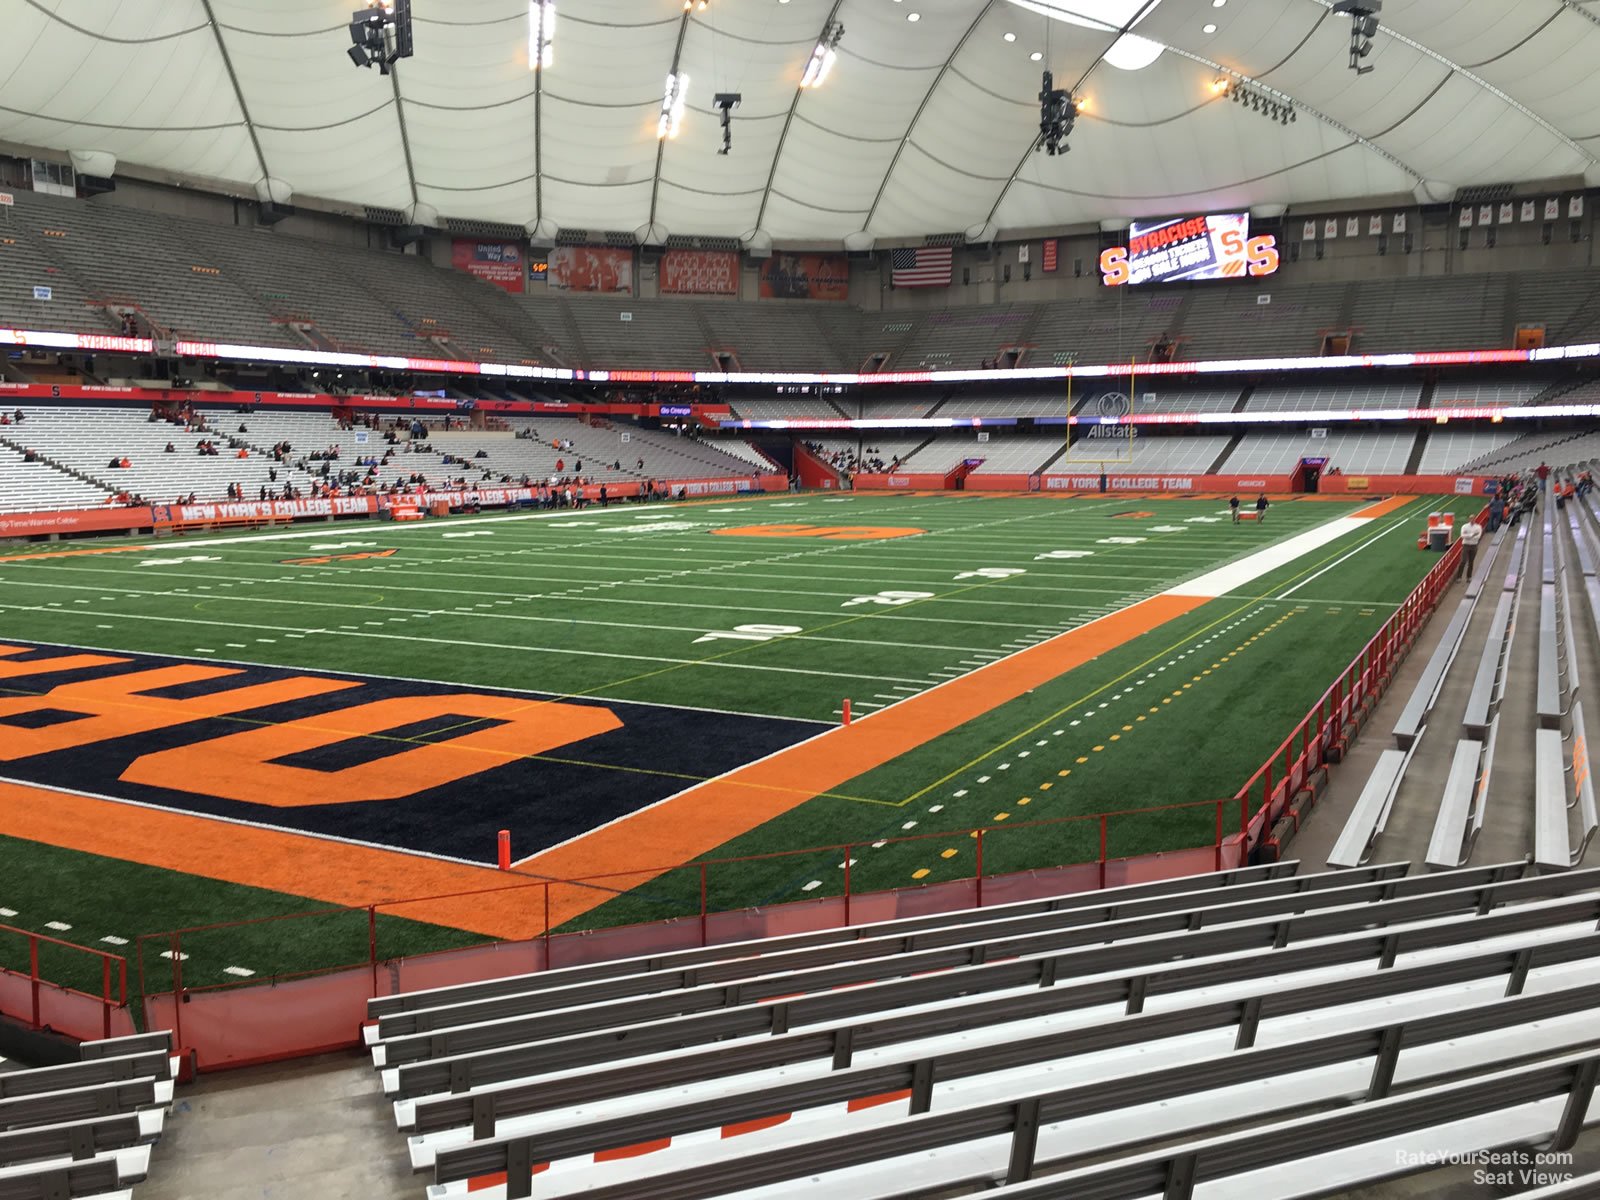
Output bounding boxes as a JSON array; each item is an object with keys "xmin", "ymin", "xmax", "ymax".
[{"xmin": 1063, "ymin": 355, "xmax": 1136, "ymax": 468}]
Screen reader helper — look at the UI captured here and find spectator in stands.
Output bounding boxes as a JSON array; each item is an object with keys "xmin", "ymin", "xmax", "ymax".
[
  {"xmin": 1456, "ymin": 516, "xmax": 1484, "ymax": 580},
  {"xmin": 11, "ymin": 409, "xmax": 22, "ymax": 423},
  {"xmin": 23, "ymin": 448, "xmax": 38, "ymax": 463},
  {"xmin": 555, "ymin": 458, "xmax": 564, "ymax": 473},
  {"xmin": 636, "ymin": 457, "xmax": 644, "ymax": 471},
  {"xmin": 1255, "ymin": 493, "xmax": 1269, "ymax": 523},
  {"xmin": 1487, "ymin": 493, "xmax": 1505, "ymax": 533},
  {"xmin": 1536, "ymin": 461, "xmax": 1551, "ymax": 491},
  {"xmin": 164, "ymin": 441, "xmax": 175, "ymax": 453},
  {"xmin": 259, "ymin": 485, "xmax": 269, "ymax": 501}
]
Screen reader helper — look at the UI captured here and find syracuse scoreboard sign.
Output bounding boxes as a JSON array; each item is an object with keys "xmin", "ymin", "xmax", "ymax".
[{"xmin": 1100, "ymin": 212, "xmax": 1279, "ymax": 286}]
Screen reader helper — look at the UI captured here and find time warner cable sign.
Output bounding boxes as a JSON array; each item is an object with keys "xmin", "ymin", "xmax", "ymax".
[{"xmin": 1100, "ymin": 212, "xmax": 1279, "ymax": 286}]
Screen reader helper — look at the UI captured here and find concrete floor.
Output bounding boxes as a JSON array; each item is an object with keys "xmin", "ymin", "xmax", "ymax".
[{"xmin": 141, "ymin": 1050, "xmax": 413, "ymax": 1200}]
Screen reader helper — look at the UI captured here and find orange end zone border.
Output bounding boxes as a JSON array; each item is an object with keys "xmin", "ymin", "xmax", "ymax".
[{"xmin": 0, "ymin": 493, "xmax": 1414, "ymax": 940}]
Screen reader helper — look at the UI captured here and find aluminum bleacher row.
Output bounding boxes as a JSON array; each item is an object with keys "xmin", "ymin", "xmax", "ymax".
[
  {"xmin": 0, "ymin": 1031, "xmax": 177, "ymax": 1200},
  {"xmin": 358, "ymin": 861, "xmax": 1600, "ymax": 1199},
  {"xmin": 0, "ymin": 406, "xmax": 774, "ymax": 511},
  {"xmin": 7, "ymin": 188, "xmax": 1600, "ymax": 370},
  {"xmin": 1331, "ymin": 470, "xmax": 1600, "ymax": 876}
]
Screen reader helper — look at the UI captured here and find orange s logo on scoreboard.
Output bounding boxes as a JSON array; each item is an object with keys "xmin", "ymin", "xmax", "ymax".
[{"xmin": 1099, "ymin": 233, "xmax": 1278, "ymax": 287}]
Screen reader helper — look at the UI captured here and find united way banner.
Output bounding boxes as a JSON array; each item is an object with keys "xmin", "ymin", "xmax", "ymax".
[
  {"xmin": 660, "ymin": 249, "xmax": 739, "ymax": 295},
  {"xmin": 548, "ymin": 246, "xmax": 635, "ymax": 294},
  {"xmin": 450, "ymin": 239, "xmax": 525, "ymax": 294},
  {"xmin": 758, "ymin": 253, "xmax": 849, "ymax": 301}
]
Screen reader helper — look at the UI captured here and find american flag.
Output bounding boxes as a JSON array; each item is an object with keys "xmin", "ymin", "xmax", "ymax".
[{"xmin": 890, "ymin": 246, "xmax": 953, "ymax": 288}]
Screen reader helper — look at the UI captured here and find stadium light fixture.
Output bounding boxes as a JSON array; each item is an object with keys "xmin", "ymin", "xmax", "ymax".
[
  {"xmin": 800, "ymin": 20, "xmax": 845, "ymax": 89},
  {"xmin": 713, "ymin": 92, "xmax": 741, "ymax": 154},
  {"xmin": 1036, "ymin": 70, "xmax": 1080, "ymax": 155},
  {"xmin": 1226, "ymin": 79, "xmax": 1298, "ymax": 128},
  {"xmin": 659, "ymin": 72, "xmax": 690, "ymax": 139},
  {"xmin": 347, "ymin": 0, "xmax": 412, "ymax": 75},
  {"xmin": 1331, "ymin": 0, "xmax": 1380, "ymax": 75},
  {"xmin": 529, "ymin": 0, "xmax": 554, "ymax": 70}
]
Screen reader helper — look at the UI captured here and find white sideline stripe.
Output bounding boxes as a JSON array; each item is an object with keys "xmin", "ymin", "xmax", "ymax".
[{"xmin": 1166, "ymin": 504, "xmax": 1413, "ymax": 599}]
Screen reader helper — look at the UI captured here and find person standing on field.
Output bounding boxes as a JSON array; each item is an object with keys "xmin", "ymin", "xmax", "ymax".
[
  {"xmin": 1229, "ymin": 495, "xmax": 1241, "ymax": 524},
  {"xmin": 1255, "ymin": 493, "xmax": 1269, "ymax": 523},
  {"xmin": 1457, "ymin": 516, "xmax": 1483, "ymax": 580}
]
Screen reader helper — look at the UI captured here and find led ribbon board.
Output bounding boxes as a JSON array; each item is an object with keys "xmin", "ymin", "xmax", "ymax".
[{"xmin": 1099, "ymin": 212, "xmax": 1279, "ymax": 286}]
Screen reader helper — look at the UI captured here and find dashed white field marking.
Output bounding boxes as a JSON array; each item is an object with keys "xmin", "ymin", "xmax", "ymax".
[
  {"xmin": 0, "ymin": 908, "xmax": 16, "ymax": 918},
  {"xmin": 100, "ymin": 935, "xmax": 129, "ymax": 946},
  {"xmin": 223, "ymin": 966, "xmax": 256, "ymax": 978},
  {"xmin": 159, "ymin": 951, "xmax": 190, "ymax": 962},
  {"xmin": 802, "ymin": 880, "xmax": 822, "ymax": 892},
  {"xmin": 441, "ymin": 531, "xmax": 494, "ymax": 539},
  {"xmin": 45, "ymin": 921, "xmax": 72, "ymax": 931}
]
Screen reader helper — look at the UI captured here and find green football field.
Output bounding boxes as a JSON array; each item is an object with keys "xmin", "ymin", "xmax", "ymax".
[{"xmin": 0, "ymin": 489, "xmax": 1478, "ymax": 999}]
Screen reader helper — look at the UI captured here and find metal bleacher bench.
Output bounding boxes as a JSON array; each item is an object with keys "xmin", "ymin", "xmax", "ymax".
[
  {"xmin": 0, "ymin": 1155, "xmax": 133, "ymax": 1200},
  {"xmin": 1425, "ymin": 733, "xmax": 1493, "ymax": 870},
  {"xmin": 382, "ymin": 865, "xmax": 1597, "ymax": 1115},
  {"xmin": 965, "ymin": 1052, "xmax": 1600, "ymax": 1200},
  {"xmin": 1536, "ymin": 701, "xmax": 1599, "ymax": 872},
  {"xmin": 1326, "ymin": 745, "xmax": 1415, "ymax": 869},
  {"xmin": 403, "ymin": 897, "xmax": 1600, "ymax": 1164},
  {"xmin": 368, "ymin": 862, "xmax": 1296, "ymax": 1029},
  {"xmin": 365, "ymin": 862, "xmax": 1600, "ymax": 1200},
  {"xmin": 1391, "ymin": 597, "xmax": 1475, "ymax": 751},
  {"xmin": 379, "ymin": 865, "xmax": 1574, "ymax": 1101}
]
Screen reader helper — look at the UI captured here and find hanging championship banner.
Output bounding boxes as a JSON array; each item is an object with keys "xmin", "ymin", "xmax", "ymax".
[{"xmin": 660, "ymin": 249, "xmax": 739, "ymax": 295}]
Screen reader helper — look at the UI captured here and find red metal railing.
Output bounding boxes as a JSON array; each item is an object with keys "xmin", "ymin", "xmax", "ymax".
[
  {"xmin": 0, "ymin": 923, "xmax": 128, "ymax": 1040},
  {"xmin": 1237, "ymin": 524, "xmax": 1471, "ymax": 846},
  {"xmin": 126, "ymin": 798, "xmax": 1243, "ymax": 1067}
]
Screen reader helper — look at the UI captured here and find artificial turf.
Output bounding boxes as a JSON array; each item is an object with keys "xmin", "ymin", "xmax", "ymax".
[{"xmin": 0, "ymin": 489, "xmax": 1479, "ymax": 994}]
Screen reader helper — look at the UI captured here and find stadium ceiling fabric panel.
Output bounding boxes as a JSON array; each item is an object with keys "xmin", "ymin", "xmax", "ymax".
[{"xmin": 1, "ymin": 0, "xmax": 1597, "ymax": 241}]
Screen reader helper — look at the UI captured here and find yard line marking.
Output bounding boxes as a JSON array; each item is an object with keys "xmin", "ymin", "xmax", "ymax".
[
  {"xmin": 44, "ymin": 920, "xmax": 72, "ymax": 931},
  {"xmin": 1275, "ymin": 516, "xmax": 1413, "ymax": 600},
  {"xmin": 0, "ymin": 908, "xmax": 15, "ymax": 917},
  {"xmin": 100, "ymin": 935, "xmax": 128, "ymax": 945},
  {"xmin": 223, "ymin": 966, "xmax": 256, "ymax": 977},
  {"xmin": 0, "ymin": 604, "xmax": 929, "ymax": 685}
]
